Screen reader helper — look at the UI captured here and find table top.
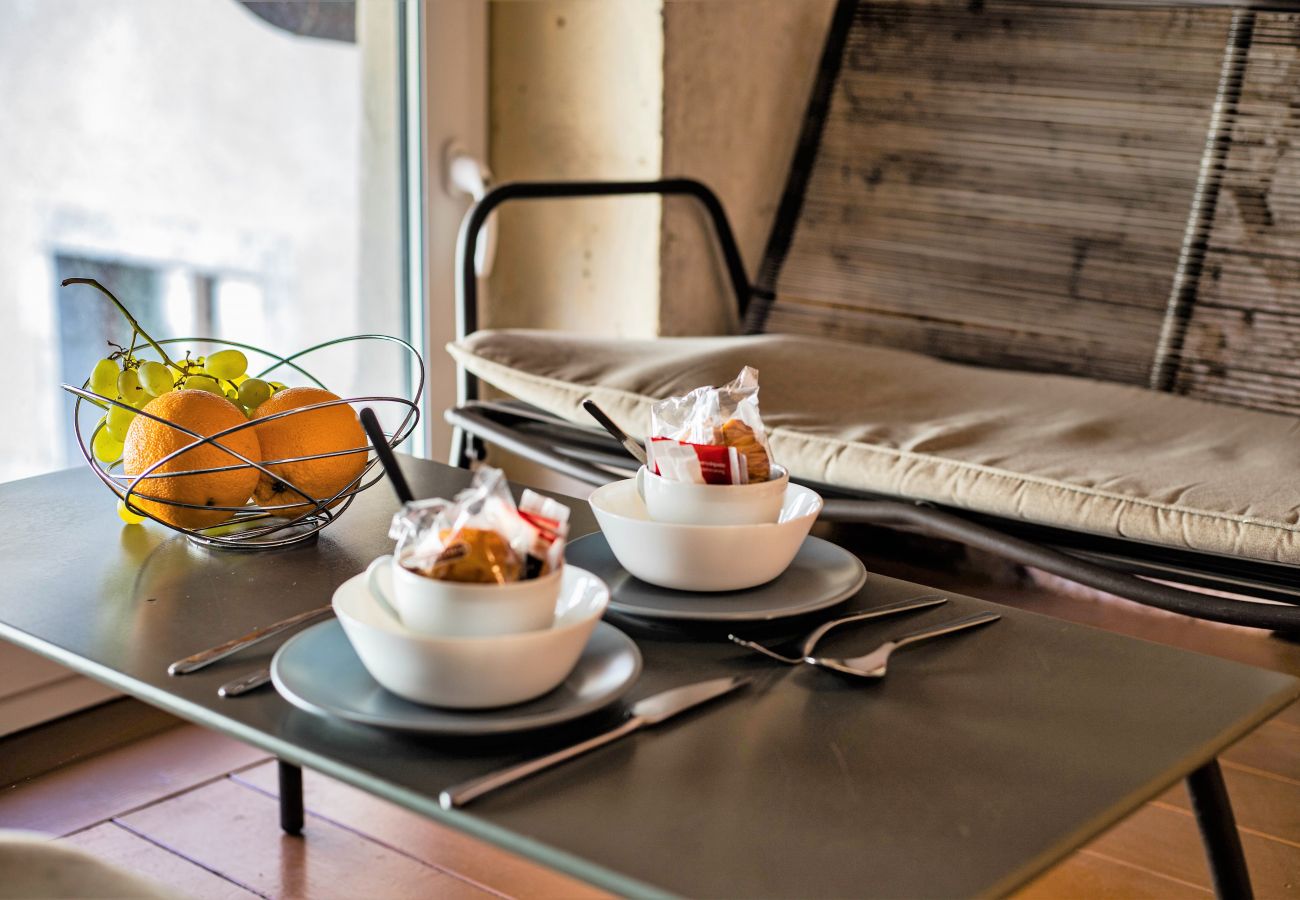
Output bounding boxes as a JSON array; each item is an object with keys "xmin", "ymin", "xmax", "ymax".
[{"xmin": 2, "ymin": 460, "xmax": 1296, "ymax": 898}]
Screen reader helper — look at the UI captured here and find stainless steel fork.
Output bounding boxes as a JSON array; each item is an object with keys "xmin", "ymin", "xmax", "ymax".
[
  {"xmin": 806, "ymin": 611, "xmax": 1001, "ymax": 679},
  {"xmin": 727, "ymin": 595, "xmax": 948, "ymax": 664}
]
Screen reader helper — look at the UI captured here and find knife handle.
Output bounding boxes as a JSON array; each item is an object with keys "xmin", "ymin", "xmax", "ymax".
[{"xmin": 440, "ymin": 716, "xmax": 644, "ymax": 809}]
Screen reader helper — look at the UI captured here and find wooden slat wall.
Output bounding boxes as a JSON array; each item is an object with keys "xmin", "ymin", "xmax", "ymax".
[
  {"xmin": 766, "ymin": 2, "xmax": 1231, "ymax": 386},
  {"xmin": 1177, "ymin": 12, "xmax": 1300, "ymax": 413}
]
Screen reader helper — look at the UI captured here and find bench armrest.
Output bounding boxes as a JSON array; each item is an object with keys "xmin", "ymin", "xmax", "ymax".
[{"xmin": 455, "ymin": 179, "xmax": 751, "ymax": 404}]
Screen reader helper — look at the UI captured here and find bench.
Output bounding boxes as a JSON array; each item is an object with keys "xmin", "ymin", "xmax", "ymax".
[{"xmin": 446, "ymin": 0, "xmax": 1300, "ymax": 632}]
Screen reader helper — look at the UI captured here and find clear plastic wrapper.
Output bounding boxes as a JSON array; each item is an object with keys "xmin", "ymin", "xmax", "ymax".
[
  {"xmin": 388, "ymin": 466, "xmax": 568, "ymax": 583},
  {"xmin": 648, "ymin": 366, "xmax": 773, "ymax": 484}
]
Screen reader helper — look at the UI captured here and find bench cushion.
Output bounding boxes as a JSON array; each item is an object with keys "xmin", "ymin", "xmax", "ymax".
[{"xmin": 449, "ymin": 330, "xmax": 1300, "ymax": 564}]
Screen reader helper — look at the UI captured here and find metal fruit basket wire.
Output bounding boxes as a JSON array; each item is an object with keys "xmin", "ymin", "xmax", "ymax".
[{"xmin": 63, "ymin": 334, "xmax": 422, "ymax": 550}]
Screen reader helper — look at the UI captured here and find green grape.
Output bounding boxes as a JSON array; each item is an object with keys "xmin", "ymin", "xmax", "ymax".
[
  {"xmin": 89, "ymin": 358, "xmax": 120, "ymax": 398},
  {"xmin": 139, "ymin": 360, "xmax": 174, "ymax": 397},
  {"xmin": 117, "ymin": 368, "xmax": 149, "ymax": 407},
  {"xmin": 224, "ymin": 389, "xmax": 239, "ymax": 403},
  {"xmin": 106, "ymin": 403, "xmax": 136, "ymax": 441},
  {"xmin": 237, "ymin": 378, "xmax": 271, "ymax": 410},
  {"xmin": 92, "ymin": 423, "xmax": 124, "ymax": 464},
  {"xmin": 269, "ymin": 381, "xmax": 287, "ymax": 393},
  {"xmin": 117, "ymin": 499, "xmax": 146, "ymax": 525},
  {"xmin": 184, "ymin": 375, "xmax": 224, "ymax": 395},
  {"xmin": 232, "ymin": 374, "xmax": 248, "ymax": 386},
  {"xmin": 206, "ymin": 349, "xmax": 248, "ymax": 381}
]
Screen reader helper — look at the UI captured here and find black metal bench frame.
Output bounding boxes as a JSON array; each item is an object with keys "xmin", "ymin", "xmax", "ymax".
[
  {"xmin": 448, "ymin": 0, "xmax": 1300, "ymax": 636},
  {"xmin": 448, "ymin": 174, "xmax": 1300, "ymax": 637}
]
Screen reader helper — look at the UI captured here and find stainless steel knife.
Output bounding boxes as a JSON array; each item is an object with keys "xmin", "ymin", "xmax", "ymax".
[{"xmin": 439, "ymin": 675, "xmax": 751, "ymax": 809}]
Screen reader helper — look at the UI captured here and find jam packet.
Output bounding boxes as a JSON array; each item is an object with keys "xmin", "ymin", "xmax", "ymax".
[
  {"xmin": 648, "ymin": 366, "xmax": 773, "ymax": 485},
  {"xmin": 388, "ymin": 466, "xmax": 569, "ymax": 583}
]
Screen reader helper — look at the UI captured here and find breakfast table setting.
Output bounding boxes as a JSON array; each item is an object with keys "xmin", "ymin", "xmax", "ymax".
[{"xmin": 2, "ymin": 359, "xmax": 1297, "ymax": 897}]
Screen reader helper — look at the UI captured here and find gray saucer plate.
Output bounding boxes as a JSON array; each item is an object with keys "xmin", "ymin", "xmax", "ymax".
[
  {"xmin": 271, "ymin": 620, "xmax": 642, "ymax": 735},
  {"xmin": 566, "ymin": 534, "xmax": 868, "ymax": 622}
]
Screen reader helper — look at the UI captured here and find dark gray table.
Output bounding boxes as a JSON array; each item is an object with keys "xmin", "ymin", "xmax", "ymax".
[{"xmin": 1, "ymin": 461, "xmax": 1296, "ymax": 898}]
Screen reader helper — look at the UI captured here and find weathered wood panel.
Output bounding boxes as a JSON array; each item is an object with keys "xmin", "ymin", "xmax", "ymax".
[
  {"xmin": 1174, "ymin": 13, "xmax": 1300, "ymax": 413},
  {"xmin": 766, "ymin": 1, "xmax": 1227, "ymax": 385}
]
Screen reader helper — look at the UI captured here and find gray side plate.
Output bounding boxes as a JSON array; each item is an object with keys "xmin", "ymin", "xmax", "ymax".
[{"xmin": 567, "ymin": 534, "xmax": 867, "ymax": 622}]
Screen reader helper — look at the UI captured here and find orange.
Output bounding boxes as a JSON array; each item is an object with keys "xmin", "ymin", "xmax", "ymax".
[
  {"xmin": 251, "ymin": 387, "xmax": 367, "ymax": 515},
  {"xmin": 123, "ymin": 390, "xmax": 262, "ymax": 530}
]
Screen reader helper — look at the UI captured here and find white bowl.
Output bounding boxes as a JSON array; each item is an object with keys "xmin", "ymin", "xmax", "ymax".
[
  {"xmin": 589, "ymin": 479, "xmax": 823, "ymax": 592},
  {"xmin": 333, "ymin": 564, "xmax": 609, "ymax": 709},
  {"xmin": 368, "ymin": 554, "xmax": 562, "ymax": 637},
  {"xmin": 638, "ymin": 464, "xmax": 790, "ymax": 525}
]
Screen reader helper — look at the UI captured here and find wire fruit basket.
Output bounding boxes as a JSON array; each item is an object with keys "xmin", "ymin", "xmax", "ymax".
[{"xmin": 63, "ymin": 333, "xmax": 422, "ymax": 550}]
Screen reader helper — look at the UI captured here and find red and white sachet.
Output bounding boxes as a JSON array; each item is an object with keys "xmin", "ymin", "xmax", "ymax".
[{"xmin": 647, "ymin": 366, "xmax": 773, "ymax": 485}]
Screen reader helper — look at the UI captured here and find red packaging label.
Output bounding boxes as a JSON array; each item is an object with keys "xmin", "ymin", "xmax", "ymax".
[{"xmin": 650, "ymin": 437, "xmax": 745, "ymax": 485}]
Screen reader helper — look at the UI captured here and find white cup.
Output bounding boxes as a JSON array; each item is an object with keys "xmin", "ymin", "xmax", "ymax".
[
  {"xmin": 635, "ymin": 464, "xmax": 789, "ymax": 525},
  {"xmin": 366, "ymin": 554, "xmax": 562, "ymax": 637}
]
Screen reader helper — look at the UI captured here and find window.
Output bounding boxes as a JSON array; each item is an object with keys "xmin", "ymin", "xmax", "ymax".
[{"xmin": 2, "ymin": 0, "xmax": 421, "ymax": 482}]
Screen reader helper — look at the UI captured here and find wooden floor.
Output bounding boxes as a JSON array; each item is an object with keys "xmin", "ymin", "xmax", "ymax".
[{"xmin": 2, "ymin": 530, "xmax": 1299, "ymax": 898}]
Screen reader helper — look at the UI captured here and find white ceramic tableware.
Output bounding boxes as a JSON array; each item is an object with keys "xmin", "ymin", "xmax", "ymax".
[
  {"xmin": 335, "ymin": 563, "xmax": 610, "ymax": 709},
  {"xmin": 636, "ymin": 464, "xmax": 790, "ymax": 526},
  {"xmin": 590, "ymin": 478, "xmax": 823, "ymax": 591},
  {"xmin": 366, "ymin": 554, "xmax": 562, "ymax": 637}
]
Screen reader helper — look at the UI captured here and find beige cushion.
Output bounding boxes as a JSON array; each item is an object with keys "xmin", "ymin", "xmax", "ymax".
[{"xmin": 449, "ymin": 330, "xmax": 1300, "ymax": 564}]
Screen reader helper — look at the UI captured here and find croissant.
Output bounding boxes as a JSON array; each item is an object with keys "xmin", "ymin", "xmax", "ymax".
[
  {"xmin": 720, "ymin": 418, "xmax": 771, "ymax": 483},
  {"xmin": 417, "ymin": 527, "xmax": 522, "ymax": 583}
]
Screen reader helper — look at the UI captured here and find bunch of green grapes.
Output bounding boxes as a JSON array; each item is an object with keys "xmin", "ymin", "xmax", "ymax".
[{"xmin": 68, "ymin": 278, "xmax": 287, "ymax": 522}]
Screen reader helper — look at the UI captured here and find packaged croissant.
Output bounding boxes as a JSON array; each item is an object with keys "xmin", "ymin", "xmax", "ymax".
[
  {"xmin": 648, "ymin": 366, "xmax": 773, "ymax": 485},
  {"xmin": 388, "ymin": 466, "xmax": 568, "ymax": 584}
]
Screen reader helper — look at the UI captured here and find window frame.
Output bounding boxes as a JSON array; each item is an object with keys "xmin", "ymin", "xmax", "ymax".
[{"xmin": 413, "ymin": 0, "xmax": 487, "ymax": 462}]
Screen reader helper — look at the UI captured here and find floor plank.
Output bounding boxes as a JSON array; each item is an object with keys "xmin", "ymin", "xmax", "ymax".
[
  {"xmin": 117, "ymin": 777, "xmax": 493, "ymax": 900},
  {"xmin": 1161, "ymin": 767, "xmax": 1300, "ymax": 848},
  {"xmin": 1086, "ymin": 800, "xmax": 1300, "ymax": 895},
  {"xmin": 0, "ymin": 723, "xmax": 270, "ymax": 836},
  {"xmin": 62, "ymin": 822, "xmax": 258, "ymax": 900},
  {"xmin": 234, "ymin": 760, "xmax": 610, "ymax": 900},
  {"xmin": 0, "ymin": 698, "xmax": 179, "ymax": 787},
  {"xmin": 1012, "ymin": 848, "xmax": 1211, "ymax": 899},
  {"xmin": 1222, "ymin": 717, "xmax": 1300, "ymax": 785}
]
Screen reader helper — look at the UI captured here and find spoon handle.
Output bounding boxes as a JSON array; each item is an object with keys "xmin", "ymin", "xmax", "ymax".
[
  {"xmin": 361, "ymin": 407, "xmax": 415, "ymax": 504},
  {"xmin": 219, "ymin": 667, "xmax": 272, "ymax": 697},
  {"xmin": 581, "ymin": 399, "xmax": 649, "ymax": 466}
]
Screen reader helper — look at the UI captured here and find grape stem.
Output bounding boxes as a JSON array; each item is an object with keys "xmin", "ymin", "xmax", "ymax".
[{"xmin": 62, "ymin": 277, "xmax": 179, "ymax": 369}]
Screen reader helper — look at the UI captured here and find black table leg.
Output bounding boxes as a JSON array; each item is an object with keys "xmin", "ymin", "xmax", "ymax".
[
  {"xmin": 1187, "ymin": 759, "xmax": 1251, "ymax": 900},
  {"xmin": 278, "ymin": 758, "xmax": 304, "ymax": 836}
]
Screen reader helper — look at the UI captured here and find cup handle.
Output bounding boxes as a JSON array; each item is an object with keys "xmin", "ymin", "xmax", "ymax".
[{"xmin": 366, "ymin": 554, "xmax": 394, "ymax": 608}]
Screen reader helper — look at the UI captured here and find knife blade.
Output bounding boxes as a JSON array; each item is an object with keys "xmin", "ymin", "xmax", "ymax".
[{"xmin": 439, "ymin": 675, "xmax": 751, "ymax": 809}]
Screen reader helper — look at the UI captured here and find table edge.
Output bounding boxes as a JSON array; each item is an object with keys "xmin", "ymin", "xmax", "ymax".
[{"xmin": 0, "ymin": 620, "xmax": 676, "ymax": 900}]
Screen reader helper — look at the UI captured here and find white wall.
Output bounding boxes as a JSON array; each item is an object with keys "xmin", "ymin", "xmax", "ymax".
[
  {"xmin": 0, "ymin": 0, "xmax": 363, "ymax": 482},
  {"xmin": 487, "ymin": 0, "xmax": 664, "ymax": 338}
]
